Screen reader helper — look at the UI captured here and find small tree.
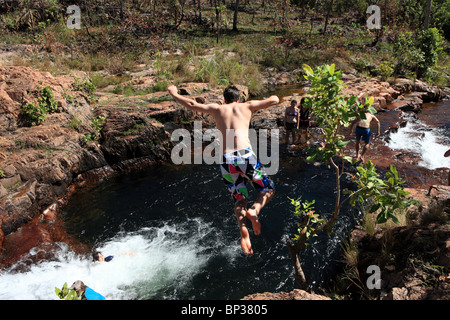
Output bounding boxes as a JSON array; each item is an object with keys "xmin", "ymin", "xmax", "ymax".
[{"xmin": 287, "ymin": 64, "xmax": 416, "ymax": 290}]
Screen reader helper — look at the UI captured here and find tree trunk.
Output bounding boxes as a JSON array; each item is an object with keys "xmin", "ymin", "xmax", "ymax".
[
  {"xmin": 323, "ymin": 0, "xmax": 334, "ymax": 35},
  {"xmin": 198, "ymin": 0, "xmax": 202, "ymax": 21},
  {"xmin": 424, "ymin": 0, "xmax": 432, "ymax": 30},
  {"xmin": 233, "ymin": 0, "xmax": 239, "ymax": 31},
  {"xmin": 287, "ymin": 241, "xmax": 308, "ymax": 290},
  {"xmin": 214, "ymin": 0, "xmax": 220, "ymax": 43}
]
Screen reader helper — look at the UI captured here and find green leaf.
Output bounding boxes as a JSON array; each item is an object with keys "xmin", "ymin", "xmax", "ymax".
[
  {"xmin": 390, "ymin": 164, "xmax": 398, "ymax": 179},
  {"xmin": 342, "ymin": 155, "xmax": 353, "ymax": 163},
  {"xmin": 329, "ymin": 64, "xmax": 335, "ymax": 75},
  {"xmin": 347, "ymin": 95, "xmax": 357, "ymax": 106},
  {"xmin": 303, "ymin": 64, "xmax": 314, "ymax": 77},
  {"xmin": 369, "ymin": 203, "xmax": 381, "ymax": 213},
  {"xmin": 396, "ymin": 189, "xmax": 410, "ymax": 196},
  {"xmin": 376, "ymin": 212, "xmax": 387, "ymax": 224},
  {"xmin": 389, "ymin": 213, "xmax": 400, "ymax": 224},
  {"xmin": 336, "ymin": 140, "xmax": 350, "ymax": 148},
  {"xmin": 368, "ymin": 105, "xmax": 377, "ymax": 114}
]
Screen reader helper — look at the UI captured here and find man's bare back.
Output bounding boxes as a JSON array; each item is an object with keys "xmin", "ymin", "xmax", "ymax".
[
  {"xmin": 353, "ymin": 112, "xmax": 379, "ymax": 129},
  {"xmin": 167, "ymin": 84, "xmax": 279, "ymax": 255},
  {"xmin": 168, "ymin": 85, "xmax": 279, "ymax": 153}
]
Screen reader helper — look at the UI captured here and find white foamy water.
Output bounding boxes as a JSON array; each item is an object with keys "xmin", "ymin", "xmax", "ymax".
[
  {"xmin": 387, "ymin": 115, "xmax": 450, "ymax": 170},
  {"xmin": 0, "ymin": 218, "xmax": 238, "ymax": 300}
]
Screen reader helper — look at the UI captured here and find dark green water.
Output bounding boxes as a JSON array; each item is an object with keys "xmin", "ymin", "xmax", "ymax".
[{"xmin": 60, "ymin": 150, "xmax": 360, "ymax": 299}]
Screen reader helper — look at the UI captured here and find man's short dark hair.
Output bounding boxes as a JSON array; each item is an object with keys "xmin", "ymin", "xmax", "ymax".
[
  {"xmin": 223, "ymin": 85, "xmax": 241, "ymax": 103},
  {"xmin": 92, "ymin": 251, "xmax": 102, "ymax": 261}
]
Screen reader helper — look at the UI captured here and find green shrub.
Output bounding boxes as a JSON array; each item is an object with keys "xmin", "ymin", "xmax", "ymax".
[
  {"xmin": 21, "ymin": 86, "xmax": 58, "ymax": 126},
  {"xmin": 38, "ymin": 86, "xmax": 58, "ymax": 112},
  {"xmin": 22, "ymin": 102, "xmax": 47, "ymax": 126},
  {"xmin": 394, "ymin": 28, "xmax": 444, "ymax": 78},
  {"xmin": 376, "ymin": 61, "xmax": 394, "ymax": 81}
]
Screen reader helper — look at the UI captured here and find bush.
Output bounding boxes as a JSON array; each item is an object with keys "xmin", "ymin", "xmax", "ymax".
[
  {"xmin": 394, "ymin": 28, "xmax": 444, "ymax": 78},
  {"xmin": 376, "ymin": 61, "xmax": 394, "ymax": 81},
  {"xmin": 21, "ymin": 86, "xmax": 58, "ymax": 126},
  {"xmin": 21, "ymin": 102, "xmax": 47, "ymax": 126}
]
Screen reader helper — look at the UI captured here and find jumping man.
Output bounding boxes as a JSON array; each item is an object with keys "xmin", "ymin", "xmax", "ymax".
[{"xmin": 168, "ymin": 85, "xmax": 279, "ymax": 255}]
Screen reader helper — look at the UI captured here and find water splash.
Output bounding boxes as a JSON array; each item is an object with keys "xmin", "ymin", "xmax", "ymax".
[
  {"xmin": 387, "ymin": 114, "xmax": 450, "ymax": 170},
  {"xmin": 0, "ymin": 218, "xmax": 234, "ymax": 300}
]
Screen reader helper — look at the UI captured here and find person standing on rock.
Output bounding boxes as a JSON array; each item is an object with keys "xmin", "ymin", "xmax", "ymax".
[
  {"xmin": 296, "ymin": 97, "xmax": 311, "ymax": 145},
  {"xmin": 445, "ymin": 149, "xmax": 450, "ymax": 185},
  {"xmin": 284, "ymin": 99, "xmax": 299, "ymax": 149},
  {"xmin": 168, "ymin": 84, "xmax": 279, "ymax": 255},
  {"xmin": 349, "ymin": 109, "xmax": 380, "ymax": 162}
]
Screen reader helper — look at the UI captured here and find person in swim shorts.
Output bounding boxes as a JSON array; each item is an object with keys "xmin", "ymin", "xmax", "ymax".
[
  {"xmin": 349, "ymin": 109, "xmax": 380, "ymax": 162},
  {"xmin": 168, "ymin": 84, "xmax": 279, "ymax": 255}
]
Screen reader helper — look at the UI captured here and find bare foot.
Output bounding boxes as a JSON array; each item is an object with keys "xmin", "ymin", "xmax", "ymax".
[
  {"xmin": 246, "ymin": 208, "xmax": 261, "ymax": 236},
  {"xmin": 239, "ymin": 223, "xmax": 253, "ymax": 255}
]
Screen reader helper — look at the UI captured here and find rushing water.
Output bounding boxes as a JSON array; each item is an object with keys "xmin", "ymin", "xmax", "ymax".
[
  {"xmin": 386, "ymin": 100, "xmax": 450, "ymax": 170},
  {"xmin": 0, "ymin": 154, "xmax": 360, "ymax": 300},
  {"xmin": 0, "ymin": 95, "xmax": 448, "ymax": 300}
]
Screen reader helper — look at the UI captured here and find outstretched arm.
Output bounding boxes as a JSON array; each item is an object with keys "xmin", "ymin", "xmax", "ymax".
[
  {"xmin": 248, "ymin": 95, "xmax": 279, "ymax": 112},
  {"xmin": 349, "ymin": 119, "xmax": 357, "ymax": 136},
  {"xmin": 373, "ymin": 116, "xmax": 381, "ymax": 137},
  {"xmin": 168, "ymin": 85, "xmax": 219, "ymax": 113}
]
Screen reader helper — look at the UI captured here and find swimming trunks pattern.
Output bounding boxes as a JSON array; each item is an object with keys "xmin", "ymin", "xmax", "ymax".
[{"xmin": 220, "ymin": 148, "xmax": 274, "ymax": 202}]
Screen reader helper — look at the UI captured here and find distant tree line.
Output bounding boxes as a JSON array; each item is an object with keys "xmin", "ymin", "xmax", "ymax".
[{"xmin": 1, "ymin": 0, "xmax": 448, "ymax": 39}]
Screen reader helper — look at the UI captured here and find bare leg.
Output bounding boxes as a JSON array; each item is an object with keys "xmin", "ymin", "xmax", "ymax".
[
  {"xmin": 285, "ymin": 130, "xmax": 290, "ymax": 148},
  {"xmin": 360, "ymin": 142, "xmax": 370, "ymax": 162},
  {"xmin": 355, "ymin": 140, "xmax": 361, "ymax": 161},
  {"xmin": 246, "ymin": 190, "xmax": 274, "ymax": 236},
  {"xmin": 234, "ymin": 198, "xmax": 253, "ymax": 255}
]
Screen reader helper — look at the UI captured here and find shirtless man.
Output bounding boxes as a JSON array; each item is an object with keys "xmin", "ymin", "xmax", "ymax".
[
  {"xmin": 349, "ymin": 110, "xmax": 380, "ymax": 162},
  {"xmin": 168, "ymin": 84, "xmax": 279, "ymax": 255}
]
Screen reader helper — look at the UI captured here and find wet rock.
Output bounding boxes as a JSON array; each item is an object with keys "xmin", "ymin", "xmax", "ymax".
[
  {"xmin": 242, "ymin": 289, "xmax": 331, "ymax": 300},
  {"xmin": 392, "ymin": 78, "xmax": 448, "ymax": 102},
  {"xmin": 0, "ymin": 65, "xmax": 174, "ymax": 261},
  {"xmin": 387, "ymin": 96, "xmax": 422, "ymax": 113}
]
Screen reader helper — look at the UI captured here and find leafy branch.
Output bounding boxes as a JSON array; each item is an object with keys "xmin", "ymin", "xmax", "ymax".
[{"xmin": 287, "ymin": 63, "xmax": 418, "ymax": 290}]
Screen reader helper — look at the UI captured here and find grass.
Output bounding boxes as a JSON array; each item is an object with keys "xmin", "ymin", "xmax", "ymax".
[{"xmin": 1, "ymin": 5, "xmax": 448, "ymax": 94}]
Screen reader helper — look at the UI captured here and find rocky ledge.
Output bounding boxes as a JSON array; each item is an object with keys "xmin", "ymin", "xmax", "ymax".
[{"xmin": 0, "ymin": 65, "xmax": 173, "ymax": 267}]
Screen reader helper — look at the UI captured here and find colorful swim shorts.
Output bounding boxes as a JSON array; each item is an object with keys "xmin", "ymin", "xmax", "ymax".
[{"xmin": 220, "ymin": 148, "xmax": 274, "ymax": 203}]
